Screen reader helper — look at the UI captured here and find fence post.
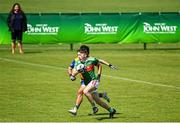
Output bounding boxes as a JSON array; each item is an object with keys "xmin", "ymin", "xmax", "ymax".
[
  {"xmin": 70, "ymin": 44, "xmax": 73, "ymax": 51},
  {"xmin": 144, "ymin": 43, "xmax": 147, "ymax": 50}
]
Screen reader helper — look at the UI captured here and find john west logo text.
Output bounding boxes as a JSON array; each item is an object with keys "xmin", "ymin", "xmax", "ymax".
[
  {"xmin": 84, "ymin": 23, "xmax": 118, "ymax": 34},
  {"xmin": 26, "ymin": 24, "xmax": 60, "ymax": 35},
  {"xmin": 143, "ymin": 22, "xmax": 177, "ymax": 34}
]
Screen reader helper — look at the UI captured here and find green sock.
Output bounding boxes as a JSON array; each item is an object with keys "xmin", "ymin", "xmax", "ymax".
[
  {"xmin": 91, "ymin": 102, "xmax": 96, "ymax": 107},
  {"xmin": 108, "ymin": 107, "xmax": 113, "ymax": 113},
  {"xmin": 75, "ymin": 105, "xmax": 79, "ymax": 109}
]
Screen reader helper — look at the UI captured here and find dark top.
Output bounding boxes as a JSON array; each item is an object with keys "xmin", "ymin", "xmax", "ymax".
[
  {"xmin": 7, "ymin": 11, "xmax": 27, "ymax": 32},
  {"xmin": 14, "ymin": 13, "xmax": 23, "ymax": 30}
]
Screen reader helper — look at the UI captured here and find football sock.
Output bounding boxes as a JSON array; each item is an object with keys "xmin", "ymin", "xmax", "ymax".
[
  {"xmin": 75, "ymin": 104, "xmax": 79, "ymax": 109},
  {"xmin": 91, "ymin": 102, "xmax": 96, "ymax": 107},
  {"xmin": 98, "ymin": 93, "xmax": 103, "ymax": 98},
  {"xmin": 108, "ymin": 107, "xmax": 114, "ymax": 113}
]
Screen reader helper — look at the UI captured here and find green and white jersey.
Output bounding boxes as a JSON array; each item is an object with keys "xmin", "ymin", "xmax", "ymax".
[{"xmin": 75, "ymin": 57, "xmax": 100, "ymax": 85}]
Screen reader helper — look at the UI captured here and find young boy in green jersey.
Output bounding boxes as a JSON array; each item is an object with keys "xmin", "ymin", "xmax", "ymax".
[
  {"xmin": 68, "ymin": 52, "xmax": 110, "ymax": 115},
  {"xmin": 68, "ymin": 49, "xmax": 115, "ymax": 115},
  {"xmin": 69, "ymin": 45, "xmax": 116, "ymax": 118}
]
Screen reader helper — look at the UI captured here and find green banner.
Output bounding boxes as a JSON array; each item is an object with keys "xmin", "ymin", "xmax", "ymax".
[
  {"xmin": 0, "ymin": 14, "xmax": 9, "ymax": 44},
  {"xmin": 139, "ymin": 13, "xmax": 180, "ymax": 43},
  {"xmin": 0, "ymin": 13, "xmax": 179, "ymax": 44}
]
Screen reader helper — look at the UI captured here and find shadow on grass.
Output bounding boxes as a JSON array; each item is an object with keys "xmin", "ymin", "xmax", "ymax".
[
  {"xmin": 95, "ymin": 112, "xmax": 121, "ymax": 121},
  {"xmin": 70, "ymin": 111, "xmax": 140, "ymax": 121},
  {"xmin": 86, "ymin": 112, "xmax": 123, "ymax": 121},
  {"xmin": 86, "ymin": 112, "xmax": 140, "ymax": 121}
]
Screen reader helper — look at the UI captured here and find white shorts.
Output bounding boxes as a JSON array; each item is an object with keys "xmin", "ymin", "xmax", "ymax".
[
  {"xmin": 89, "ymin": 80, "xmax": 99, "ymax": 88},
  {"xmin": 88, "ymin": 80, "xmax": 99, "ymax": 93}
]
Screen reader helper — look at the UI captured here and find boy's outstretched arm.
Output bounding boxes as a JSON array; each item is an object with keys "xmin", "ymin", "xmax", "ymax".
[{"xmin": 99, "ymin": 59, "xmax": 117, "ymax": 70}]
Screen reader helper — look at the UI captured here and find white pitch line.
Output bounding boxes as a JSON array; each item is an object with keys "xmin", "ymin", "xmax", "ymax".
[
  {"xmin": 0, "ymin": 57, "xmax": 65, "ymax": 70},
  {"xmin": 0, "ymin": 57, "xmax": 179, "ymax": 90},
  {"xmin": 102, "ymin": 74, "xmax": 180, "ymax": 90}
]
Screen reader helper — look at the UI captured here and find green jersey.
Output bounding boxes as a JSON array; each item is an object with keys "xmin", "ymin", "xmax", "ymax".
[{"xmin": 75, "ymin": 57, "xmax": 100, "ymax": 85}]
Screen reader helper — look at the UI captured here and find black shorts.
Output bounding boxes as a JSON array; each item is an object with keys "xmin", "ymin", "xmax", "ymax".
[{"xmin": 11, "ymin": 30, "xmax": 23, "ymax": 43}]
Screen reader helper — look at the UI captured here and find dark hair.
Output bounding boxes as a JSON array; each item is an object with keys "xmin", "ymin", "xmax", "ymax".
[
  {"xmin": 79, "ymin": 45, "xmax": 90, "ymax": 55},
  {"xmin": 10, "ymin": 3, "xmax": 23, "ymax": 13}
]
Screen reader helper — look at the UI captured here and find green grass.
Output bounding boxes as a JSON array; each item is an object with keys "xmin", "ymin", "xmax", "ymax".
[
  {"xmin": 1, "ymin": 0, "xmax": 180, "ymax": 121},
  {"xmin": 0, "ymin": 0, "xmax": 180, "ymax": 13},
  {"xmin": 0, "ymin": 44, "xmax": 180, "ymax": 122}
]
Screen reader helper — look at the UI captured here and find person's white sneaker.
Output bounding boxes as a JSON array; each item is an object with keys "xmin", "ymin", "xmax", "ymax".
[{"xmin": 68, "ymin": 107, "xmax": 77, "ymax": 116}]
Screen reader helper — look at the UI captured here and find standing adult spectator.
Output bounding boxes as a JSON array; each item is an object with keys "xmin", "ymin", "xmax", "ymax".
[{"xmin": 7, "ymin": 3, "xmax": 27, "ymax": 54}]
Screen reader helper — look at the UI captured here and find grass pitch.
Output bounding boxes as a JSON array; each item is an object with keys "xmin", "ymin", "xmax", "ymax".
[
  {"xmin": 0, "ymin": 0, "xmax": 180, "ymax": 13},
  {"xmin": 0, "ymin": 0, "xmax": 180, "ymax": 121},
  {"xmin": 0, "ymin": 44, "xmax": 180, "ymax": 122}
]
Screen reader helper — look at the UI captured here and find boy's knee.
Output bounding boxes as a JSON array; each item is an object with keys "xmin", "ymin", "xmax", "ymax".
[
  {"xmin": 83, "ymin": 90, "xmax": 88, "ymax": 95},
  {"xmin": 77, "ymin": 90, "xmax": 83, "ymax": 95}
]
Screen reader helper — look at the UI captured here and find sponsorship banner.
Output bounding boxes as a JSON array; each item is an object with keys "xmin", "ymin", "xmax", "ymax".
[
  {"xmin": 0, "ymin": 14, "xmax": 9, "ymax": 44},
  {"xmin": 24, "ymin": 13, "xmax": 61, "ymax": 44},
  {"xmin": 139, "ymin": 13, "xmax": 180, "ymax": 43},
  {"xmin": 81, "ymin": 13, "xmax": 139, "ymax": 43},
  {"xmin": 0, "ymin": 13, "xmax": 179, "ymax": 44}
]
